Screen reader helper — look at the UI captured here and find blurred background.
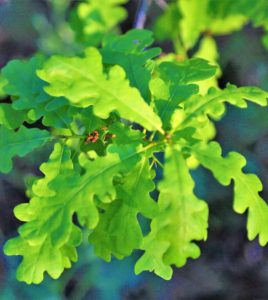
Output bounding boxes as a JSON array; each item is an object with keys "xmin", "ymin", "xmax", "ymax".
[{"xmin": 1, "ymin": 0, "xmax": 268, "ymax": 299}]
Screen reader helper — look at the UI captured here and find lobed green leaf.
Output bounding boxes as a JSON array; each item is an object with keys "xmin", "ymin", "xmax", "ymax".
[
  {"xmin": 101, "ymin": 29, "xmax": 161, "ymax": 101},
  {"xmin": 70, "ymin": 0, "xmax": 127, "ymax": 46},
  {"xmin": 135, "ymin": 145, "xmax": 208, "ymax": 279},
  {"xmin": 193, "ymin": 142, "xmax": 268, "ymax": 246},
  {"xmin": 38, "ymin": 47, "xmax": 164, "ymax": 134}
]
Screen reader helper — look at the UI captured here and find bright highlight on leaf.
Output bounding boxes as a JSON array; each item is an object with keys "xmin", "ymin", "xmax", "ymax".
[
  {"xmin": 135, "ymin": 145, "xmax": 208, "ymax": 280},
  {"xmin": 38, "ymin": 47, "xmax": 164, "ymax": 134}
]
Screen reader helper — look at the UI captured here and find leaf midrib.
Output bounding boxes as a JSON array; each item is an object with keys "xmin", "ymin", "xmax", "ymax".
[{"xmin": 55, "ymin": 60, "xmax": 163, "ymax": 133}]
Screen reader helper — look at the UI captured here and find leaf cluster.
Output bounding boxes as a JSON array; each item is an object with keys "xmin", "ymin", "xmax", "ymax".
[
  {"xmin": 155, "ymin": 0, "xmax": 268, "ymax": 52},
  {"xmin": 1, "ymin": 0, "xmax": 268, "ymax": 284}
]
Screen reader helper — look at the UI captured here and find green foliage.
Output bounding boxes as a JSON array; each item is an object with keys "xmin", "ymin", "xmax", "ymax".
[
  {"xmin": 179, "ymin": 0, "xmax": 252, "ymax": 46},
  {"xmin": 101, "ymin": 29, "xmax": 161, "ymax": 101},
  {"xmin": 2, "ymin": 0, "xmax": 268, "ymax": 286},
  {"xmin": 2, "ymin": 56, "xmax": 49, "ymax": 111},
  {"xmin": 70, "ymin": 0, "xmax": 127, "ymax": 46},
  {"xmin": 154, "ymin": 0, "xmax": 268, "ymax": 59},
  {"xmin": 151, "ymin": 58, "xmax": 217, "ymax": 129},
  {"xmin": 0, "ymin": 126, "xmax": 50, "ymax": 173},
  {"xmin": 193, "ymin": 142, "xmax": 268, "ymax": 245},
  {"xmin": 135, "ymin": 146, "xmax": 208, "ymax": 280},
  {"xmin": 0, "ymin": 104, "xmax": 26, "ymax": 129},
  {"xmin": 37, "ymin": 47, "xmax": 163, "ymax": 133}
]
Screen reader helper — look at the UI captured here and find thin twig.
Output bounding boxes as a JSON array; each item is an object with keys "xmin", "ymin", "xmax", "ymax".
[
  {"xmin": 134, "ymin": 0, "xmax": 152, "ymax": 29},
  {"xmin": 155, "ymin": 0, "xmax": 167, "ymax": 9},
  {"xmin": 153, "ymin": 154, "xmax": 164, "ymax": 168}
]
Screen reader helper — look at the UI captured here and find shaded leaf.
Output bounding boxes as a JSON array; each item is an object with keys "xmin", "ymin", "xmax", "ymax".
[
  {"xmin": 101, "ymin": 29, "xmax": 161, "ymax": 101},
  {"xmin": 2, "ymin": 55, "xmax": 50, "ymax": 113},
  {"xmin": 151, "ymin": 58, "xmax": 217, "ymax": 129},
  {"xmin": 0, "ymin": 104, "xmax": 27, "ymax": 129},
  {"xmin": 0, "ymin": 125, "xmax": 50, "ymax": 173}
]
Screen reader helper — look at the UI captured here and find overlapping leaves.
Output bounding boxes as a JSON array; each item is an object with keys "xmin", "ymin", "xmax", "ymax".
[
  {"xmin": 1, "ymin": 55, "xmax": 51, "ymax": 121},
  {"xmin": 89, "ymin": 155, "xmax": 157, "ymax": 261},
  {"xmin": 101, "ymin": 29, "xmax": 161, "ymax": 101},
  {"xmin": 4, "ymin": 140, "xmax": 155, "ymax": 283},
  {"xmin": 154, "ymin": 0, "xmax": 259, "ymax": 51},
  {"xmin": 135, "ymin": 145, "xmax": 208, "ymax": 280},
  {"xmin": 151, "ymin": 58, "xmax": 217, "ymax": 129},
  {"xmin": 173, "ymin": 84, "xmax": 268, "ymax": 142},
  {"xmin": 38, "ymin": 47, "xmax": 163, "ymax": 133},
  {"xmin": 70, "ymin": 0, "xmax": 127, "ymax": 46},
  {"xmin": 2, "ymin": 27, "xmax": 268, "ymax": 285}
]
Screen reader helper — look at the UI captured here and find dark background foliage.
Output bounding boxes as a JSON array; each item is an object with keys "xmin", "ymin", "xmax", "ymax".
[{"xmin": 1, "ymin": 1, "xmax": 268, "ymax": 299}]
